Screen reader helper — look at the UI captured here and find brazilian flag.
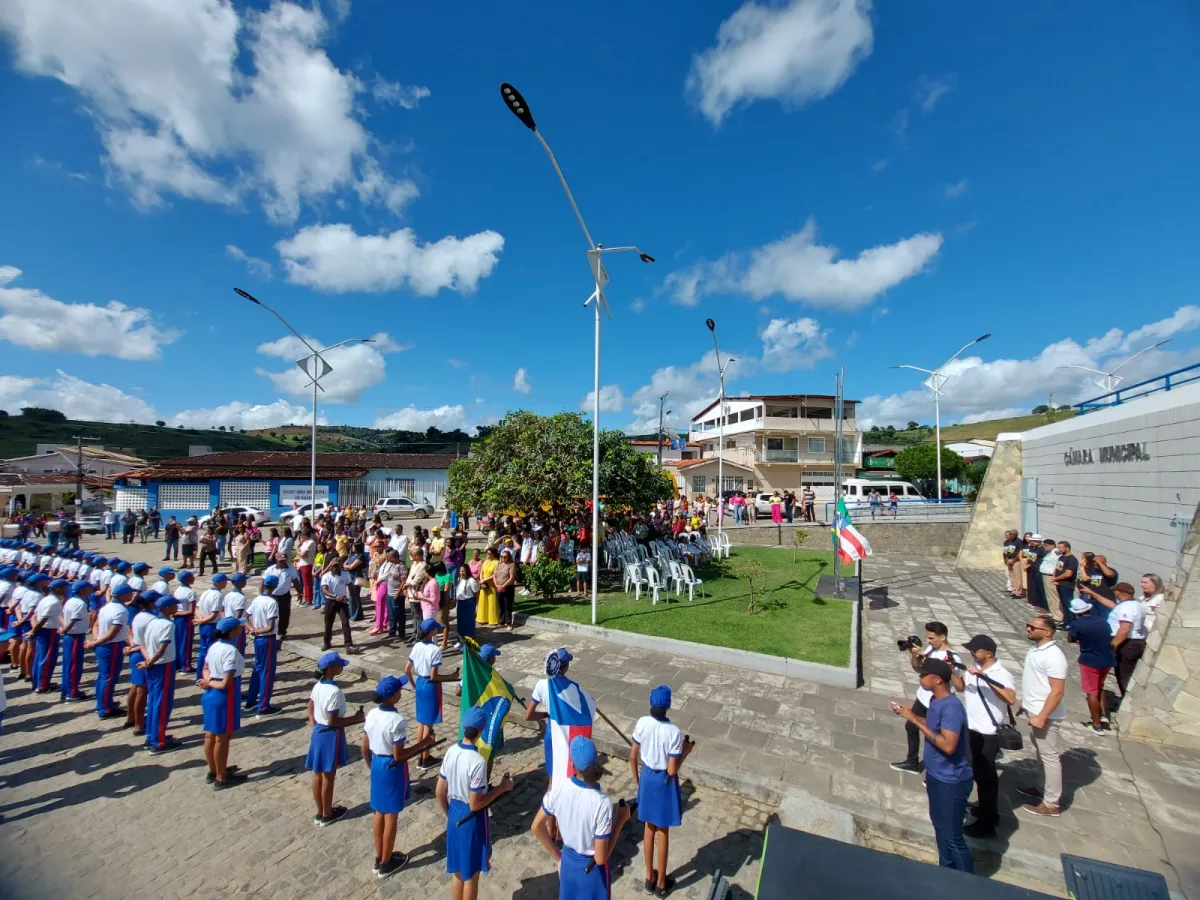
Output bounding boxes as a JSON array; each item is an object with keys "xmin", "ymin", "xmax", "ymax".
[{"xmin": 458, "ymin": 637, "xmax": 516, "ymax": 761}]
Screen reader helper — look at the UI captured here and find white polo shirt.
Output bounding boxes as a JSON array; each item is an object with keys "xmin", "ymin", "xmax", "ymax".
[
  {"xmin": 1021, "ymin": 641, "xmax": 1068, "ymax": 720},
  {"xmin": 1108, "ymin": 599, "xmax": 1147, "ymax": 640},
  {"xmin": 127, "ymin": 575, "xmax": 146, "ymax": 593},
  {"xmin": 0, "ymin": 579, "xmax": 12, "ymax": 606},
  {"xmin": 310, "ymin": 681, "xmax": 346, "ymax": 726},
  {"xmin": 961, "ymin": 661, "xmax": 1016, "ymax": 735},
  {"xmin": 131, "ymin": 610, "xmax": 156, "ymax": 650},
  {"xmin": 439, "ymin": 741, "xmax": 487, "ymax": 803},
  {"xmin": 196, "ymin": 588, "xmax": 224, "ymax": 619},
  {"xmin": 18, "ymin": 586, "xmax": 40, "ymax": 617},
  {"xmin": 408, "ymin": 641, "xmax": 442, "ymax": 678},
  {"xmin": 916, "ymin": 646, "xmax": 960, "ymax": 706},
  {"xmin": 151, "ymin": 579, "xmax": 170, "ymax": 596},
  {"xmin": 142, "ymin": 617, "xmax": 175, "ymax": 665},
  {"xmin": 264, "ymin": 564, "xmax": 298, "ymax": 594},
  {"xmin": 222, "ymin": 590, "xmax": 248, "ymax": 619},
  {"xmin": 631, "ymin": 715, "xmax": 684, "ymax": 771},
  {"xmin": 541, "ymin": 776, "xmax": 614, "ymax": 856},
  {"xmin": 63, "ymin": 596, "xmax": 89, "ymax": 635},
  {"xmin": 364, "ymin": 706, "xmax": 408, "ymax": 756},
  {"xmin": 246, "ymin": 595, "xmax": 279, "ymax": 637},
  {"xmin": 320, "ymin": 570, "xmax": 351, "ymax": 599},
  {"xmin": 108, "ymin": 573, "xmax": 128, "ymax": 597},
  {"xmin": 96, "ymin": 602, "xmax": 129, "ymax": 643},
  {"xmin": 204, "ymin": 641, "xmax": 245, "ymax": 682},
  {"xmin": 35, "ymin": 594, "xmax": 65, "ymax": 630},
  {"xmin": 97, "ymin": 569, "xmax": 113, "ymax": 591},
  {"xmin": 173, "ymin": 586, "xmax": 195, "ymax": 615}
]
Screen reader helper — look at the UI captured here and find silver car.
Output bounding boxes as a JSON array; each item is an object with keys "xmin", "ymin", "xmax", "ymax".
[{"xmin": 372, "ymin": 497, "xmax": 434, "ymax": 519}]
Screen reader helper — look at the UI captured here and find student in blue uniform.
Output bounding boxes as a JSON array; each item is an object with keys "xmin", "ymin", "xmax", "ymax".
[
  {"xmin": 244, "ymin": 575, "xmax": 281, "ymax": 717},
  {"xmin": 124, "ymin": 590, "xmax": 159, "ymax": 733},
  {"xmin": 128, "ymin": 562, "xmax": 150, "ymax": 594},
  {"xmin": 200, "ymin": 616, "xmax": 249, "ymax": 790},
  {"xmin": 361, "ymin": 674, "xmax": 436, "ymax": 879},
  {"xmin": 172, "ymin": 571, "xmax": 197, "ymax": 674},
  {"xmin": 29, "ymin": 577, "xmax": 68, "ymax": 693},
  {"xmin": 88, "ymin": 582, "xmax": 133, "ymax": 718},
  {"xmin": 224, "ymin": 574, "xmax": 250, "ymax": 654},
  {"xmin": 437, "ymin": 706, "xmax": 514, "ymax": 900},
  {"xmin": 151, "ymin": 566, "xmax": 175, "ymax": 597},
  {"xmin": 306, "ymin": 651, "xmax": 366, "ymax": 827},
  {"xmin": 60, "ymin": 581, "xmax": 93, "ymax": 702},
  {"xmin": 140, "ymin": 594, "xmax": 180, "ymax": 754},
  {"xmin": 194, "ymin": 573, "xmax": 226, "ymax": 680},
  {"xmin": 533, "ymin": 736, "xmax": 634, "ymax": 900},
  {"xmin": 405, "ymin": 619, "xmax": 459, "ymax": 771},
  {"xmin": 11, "ymin": 571, "xmax": 44, "ymax": 681},
  {"xmin": 630, "ymin": 685, "xmax": 695, "ymax": 897}
]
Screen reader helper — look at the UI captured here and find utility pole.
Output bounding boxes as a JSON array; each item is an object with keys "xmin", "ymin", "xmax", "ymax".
[
  {"xmin": 72, "ymin": 435, "xmax": 102, "ymax": 520},
  {"xmin": 656, "ymin": 392, "xmax": 670, "ymax": 467}
]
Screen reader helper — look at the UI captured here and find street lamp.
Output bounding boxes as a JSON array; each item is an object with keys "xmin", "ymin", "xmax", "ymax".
[
  {"xmin": 237, "ymin": 288, "xmax": 374, "ymax": 517},
  {"xmin": 500, "ymin": 82, "xmax": 654, "ymax": 626},
  {"xmin": 893, "ymin": 333, "xmax": 990, "ymax": 502},
  {"xmin": 656, "ymin": 392, "xmax": 672, "ymax": 467},
  {"xmin": 706, "ymin": 319, "xmax": 735, "ymax": 538},
  {"xmin": 1057, "ymin": 339, "xmax": 1172, "ymax": 394}
]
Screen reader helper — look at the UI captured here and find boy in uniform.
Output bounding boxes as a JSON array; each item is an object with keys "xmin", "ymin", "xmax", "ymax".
[{"xmin": 244, "ymin": 576, "xmax": 281, "ymax": 717}]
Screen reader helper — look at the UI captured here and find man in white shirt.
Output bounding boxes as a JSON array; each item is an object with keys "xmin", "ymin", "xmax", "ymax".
[
  {"xmin": 952, "ymin": 635, "xmax": 1016, "ymax": 838},
  {"xmin": 1037, "ymin": 538, "xmax": 1061, "ymax": 619},
  {"xmin": 891, "ymin": 621, "xmax": 960, "ymax": 774},
  {"xmin": 1109, "ymin": 581, "xmax": 1148, "ymax": 697},
  {"xmin": 244, "ymin": 578, "xmax": 281, "ymax": 717},
  {"xmin": 1018, "ymin": 615, "xmax": 1067, "ymax": 817},
  {"xmin": 388, "ymin": 524, "xmax": 409, "ymax": 559},
  {"xmin": 263, "ymin": 554, "xmax": 300, "ymax": 641}
]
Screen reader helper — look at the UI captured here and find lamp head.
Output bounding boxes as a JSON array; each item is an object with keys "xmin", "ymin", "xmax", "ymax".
[
  {"xmin": 639, "ymin": 252, "xmax": 655, "ymax": 264},
  {"xmin": 234, "ymin": 287, "xmax": 260, "ymax": 305},
  {"xmin": 500, "ymin": 83, "xmax": 537, "ymax": 131},
  {"xmin": 975, "ymin": 333, "xmax": 991, "ymax": 343},
  {"xmin": 706, "ymin": 318, "xmax": 716, "ymax": 332}
]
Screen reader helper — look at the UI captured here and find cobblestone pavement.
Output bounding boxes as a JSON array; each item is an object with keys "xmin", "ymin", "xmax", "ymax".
[{"xmin": 0, "ymin": 652, "xmax": 768, "ymax": 900}]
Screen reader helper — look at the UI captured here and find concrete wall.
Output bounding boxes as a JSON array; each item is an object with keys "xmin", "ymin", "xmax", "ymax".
[
  {"xmin": 955, "ymin": 438, "xmax": 1024, "ymax": 571},
  {"xmin": 725, "ymin": 522, "xmax": 966, "ymax": 557},
  {"xmin": 1019, "ymin": 382, "xmax": 1200, "ymax": 579}
]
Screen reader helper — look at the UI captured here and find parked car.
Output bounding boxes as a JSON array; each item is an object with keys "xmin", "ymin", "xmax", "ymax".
[
  {"xmin": 198, "ymin": 506, "xmax": 269, "ymax": 527},
  {"xmin": 77, "ymin": 515, "xmax": 104, "ymax": 534},
  {"xmin": 372, "ymin": 497, "xmax": 434, "ymax": 519},
  {"xmin": 841, "ymin": 478, "xmax": 925, "ymax": 507},
  {"xmin": 280, "ymin": 501, "xmax": 331, "ymax": 528},
  {"xmin": 720, "ymin": 489, "xmax": 747, "ymax": 502}
]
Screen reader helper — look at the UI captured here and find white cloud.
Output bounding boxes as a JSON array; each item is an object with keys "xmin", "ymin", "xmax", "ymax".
[
  {"xmin": 276, "ymin": 223, "xmax": 504, "ymax": 295},
  {"xmin": 353, "ymin": 158, "xmax": 420, "ymax": 215},
  {"xmin": 169, "ymin": 398, "xmax": 318, "ymax": 430},
  {"xmin": 630, "ymin": 297, "xmax": 646, "ymax": 314},
  {"xmin": 513, "ymin": 367, "xmax": 531, "ymax": 394},
  {"xmin": 446, "ymin": 358, "xmax": 467, "ymax": 369},
  {"xmin": 871, "ymin": 159, "xmax": 888, "ymax": 173},
  {"xmin": 374, "ymin": 404, "xmax": 469, "ymax": 431},
  {"xmin": 1122, "ymin": 305, "xmax": 1200, "ymax": 351},
  {"xmin": 915, "ymin": 73, "xmax": 956, "ymax": 113},
  {"xmin": 759, "ymin": 317, "xmax": 831, "ymax": 371},
  {"xmin": 945, "ymin": 178, "xmax": 968, "ymax": 199},
  {"xmin": 0, "ymin": 369, "xmax": 156, "ymax": 422},
  {"xmin": 580, "ymin": 385, "xmax": 625, "ymax": 413},
  {"xmin": 255, "ymin": 331, "xmax": 407, "ymax": 402},
  {"xmin": 0, "ymin": 0, "xmax": 408, "ymax": 222},
  {"xmin": 665, "ymin": 218, "xmax": 942, "ymax": 310},
  {"xmin": 627, "ymin": 351, "xmax": 749, "ymax": 433},
  {"xmin": 225, "ymin": 244, "xmax": 272, "ymax": 278},
  {"xmin": 687, "ymin": 0, "xmax": 873, "ymax": 125},
  {"xmin": 0, "ymin": 265, "xmax": 180, "ymax": 360},
  {"xmin": 372, "ymin": 76, "xmax": 430, "ymax": 109}
]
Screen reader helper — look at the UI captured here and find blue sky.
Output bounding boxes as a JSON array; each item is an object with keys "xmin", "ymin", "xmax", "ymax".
[{"xmin": 2, "ymin": 0, "xmax": 1199, "ymax": 435}]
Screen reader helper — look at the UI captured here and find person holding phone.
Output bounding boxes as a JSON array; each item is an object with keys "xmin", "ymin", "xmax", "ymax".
[{"xmin": 306, "ymin": 651, "xmax": 366, "ymax": 827}]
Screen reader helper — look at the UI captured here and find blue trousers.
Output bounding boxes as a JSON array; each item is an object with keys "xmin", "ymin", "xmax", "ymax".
[
  {"xmin": 174, "ymin": 615, "xmax": 195, "ymax": 672},
  {"xmin": 94, "ymin": 642, "xmax": 123, "ymax": 716},
  {"xmin": 195, "ymin": 623, "xmax": 216, "ymax": 677},
  {"xmin": 1058, "ymin": 584, "xmax": 1077, "ymax": 626},
  {"xmin": 145, "ymin": 662, "xmax": 176, "ymax": 750},
  {"xmin": 926, "ymin": 776, "xmax": 974, "ymax": 872},
  {"xmin": 245, "ymin": 635, "xmax": 278, "ymax": 712},
  {"xmin": 163, "ymin": 538, "xmax": 179, "ymax": 559},
  {"xmin": 32, "ymin": 630, "xmax": 60, "ymax": 692},
  {"xmin": 61, "ymin": 632, "xmax": 87, "ymax": 699}
]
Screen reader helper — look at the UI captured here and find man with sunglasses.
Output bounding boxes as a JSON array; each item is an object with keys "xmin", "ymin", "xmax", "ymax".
[{"xmin": 1017, "ymin": 616, "xmax": 1067, "ymax": 817}]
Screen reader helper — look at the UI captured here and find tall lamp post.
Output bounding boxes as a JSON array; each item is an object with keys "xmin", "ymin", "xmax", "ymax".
[
  {"xmin": 894, "ymin": 333, "xmax": 990, "ymax": 502},
  {"xmin": 656, "ymin": 392, "xmax": 671, "ymax": 467},
  {"xmin": 706, "ymin": 319, "xmax": 735, "ymax": 539},
  {"xmin": 499, "ymin": 83, "xmax": 654, "ymax": 626},
  {"xmin": 237, "ymin": 288, "xmax": 374, "ymax": 516},
  {"xmin": 1057, "ymin": 339, "xmax": 1172, "ymax": 394}
]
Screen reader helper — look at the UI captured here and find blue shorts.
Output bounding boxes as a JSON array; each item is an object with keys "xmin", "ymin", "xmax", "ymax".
[
  {"xmin": 201, "ymin": 681, "xmax": 241, "ymax": 735},
  {"xmin": 128, "ymin": 650, "xmax": 147, "ymax": 688},
  {"xmin": 415, "ymin": 676, "xmax": 442, "ymax": 726},
  {"xmin": 305, "ymin": 724, "xmax": 348, "ymax": 773},
  {"xmin": 370, "ymin": 753, "xmax": 411, "ymax": 814},
  {"xmin": 636, "ymin": 763, "xmax": 683, "ymax": 828},
  {"xmin": 446, "ymin": 797, "xmax": 490, "ymax": 879}
]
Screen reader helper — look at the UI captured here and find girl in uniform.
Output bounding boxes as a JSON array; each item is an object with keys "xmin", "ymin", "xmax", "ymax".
[
  {"xmin": 532, "ymin": 735, "xmax": 634, "ymax": 900},
  {"xmin": 436, "ymin": 706, "xmax": 514, "ymax": 900},
  {"xmin": 87, "ymin": 583, "xmax": 132, "ymax": 718},
  {"xmin": 223, "ymin": 574, "xmax": 249, "ymax": 653},
  {"xmin": 306, "ymin": 651, "xmax": 366, "ymax": 827},
  {"xmin": 405, "ymin": 619, "xmax": 458, "ymax": 771},
  {"xmin": 172, "ymin": 571, "xmax": 197, "ymax": 674},
  {"xmin": 361, "ymin": 675, "xmax": 435, "ymax": 879},
  {"xmin": 194, "ymin": 573, "xmax": 226, "ymax": 681},
  {"xmin": 200, "ymin": 616, "xmax": 249, "ymax": 789},
  {"xmin": 124, "ymin": 590, "xmax": 159, "ymax": 734},
  {"xmin": 59, "ymin": 581, "xmax": 93, "ymax": 702},
  {"xmin": 13, "ymin": 572, "xmax": 48, "ymax": 682},
  {"xmin": 630, "ymin": 685, "xmax": 695, "ymax": 897}
]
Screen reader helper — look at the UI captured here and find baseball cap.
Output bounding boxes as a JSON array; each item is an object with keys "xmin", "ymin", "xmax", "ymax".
[
  {"xmin": 116, "ymin": 562, "xmax": 131, "ymax": 573},
  {"xmin": 462, "ymin": 706, "xmax": 487, "ymax": 732},
  {"xmin": 112, "ymin": 583, "xmax": 135, "ymax": 598},
  {"xmin": 132, "ymin": 563, "xmax": 150, "ymax": 574},
  {"xmin": 262, "ymin": 575, "xmax": 279, "ymax": 590},
  {"xmin": 212, "ymin": 573, "xmax": 228, "ymax": 584},
  {"xmin": 215, "ymin": 616, "xmax": 244, "ymax": 632},
  {"xmin": 1069, "ymin": 597, "xmax": 1092, "ymax": 614},
  {"xmin": 178, "ymin": 570, "xmax": 195, "ymax": 583},
  {"xmin": 71, "ymin": 580, "xmax": 93, "ymax": 594},
  {"xmin": 29, "ymin": 573, "xmax": 49, "ymax": 585},
  {"xmin": 553, "ymin": 648, "xmax": 573, "ymax": 666},
  {"xmin": 650, "ymin": 685, "xmax": 673, "ymax": 709},
  {"xmin": 158, "ymin": 567, "xmax": 176, "ymax": 578},
  {"xmin": 962, "ymin": 635, "xmax": 997, "ymax": 654},
  {"xmin": 478, "ymin": 643, "xmax": 501, "ymax": 661},
  {"xmin": 569, "ymin": 735, "xmax": 598, "ymax": 771},
  {"xmin": 1114, "ymin": 582, "xmax": 1136, "ymax": 596},
  {"xmin": 155, "ymin": 595, "xmax": 178, "ymax": 612},
  {"xmin": 230, "ymin": 573, "xmax": 248, "ymax": 586},
  {"xmin": 919, "ymin": 658, "xmax": 952, "ymax": 682},
  {"xmin": 49, "ymin": 578, "xmax": 69, "ymax": 591},
  {"xmin": 419, "ymin": 618, "xmax": 444, "ymax": 634},
  {"xmin": 318, "ymin": 650, "xmax": 349, "ymax": 671},
  {"xmin": 376, "ymin": 674, "xmax": 409, "ymax": 698},
  {"xmin": 139, "ymin": 590, "xmax": 161, "ymax": 606}
]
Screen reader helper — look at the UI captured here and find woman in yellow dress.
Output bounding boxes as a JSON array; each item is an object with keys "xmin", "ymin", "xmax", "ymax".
[{"xmin": 477, "ymin": 547, "xmax": 501, "ymax": 626}]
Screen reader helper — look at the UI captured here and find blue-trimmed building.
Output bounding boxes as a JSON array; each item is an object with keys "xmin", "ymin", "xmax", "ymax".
[{"xmin": 113, "ymin": 451, "xmax": 454, "ymax": 521}]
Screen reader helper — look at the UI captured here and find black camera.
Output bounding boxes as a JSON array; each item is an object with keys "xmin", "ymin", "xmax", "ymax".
[{"xmin": 896, "ymin": 635, "xmax": 921, "ymax": 652}]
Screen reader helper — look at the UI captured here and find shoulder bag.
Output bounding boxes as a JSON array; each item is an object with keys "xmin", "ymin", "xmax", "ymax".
[{"xmin": 977, "ymin": 674, "xmax": 1023, "ymax": 750}]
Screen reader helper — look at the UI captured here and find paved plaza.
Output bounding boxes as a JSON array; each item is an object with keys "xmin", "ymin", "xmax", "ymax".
[{"xmin": 3, "ymin": 534, "xmax": 1200, "ymax": 898}]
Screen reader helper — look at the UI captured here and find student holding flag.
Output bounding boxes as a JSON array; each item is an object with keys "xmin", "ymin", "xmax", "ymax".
[
  {"xmin": 832, "ymin": 495, "xmax": 872, "ymax": 564},
  {"xmin": 457, "ymin": 641, "xmax": 515, "ymax": 781},
  {"xmin": 525, "ymin": 647, "xmax": 597, "ymax": 788}
]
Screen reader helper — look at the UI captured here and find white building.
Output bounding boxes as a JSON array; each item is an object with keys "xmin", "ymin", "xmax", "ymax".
[
  {"xmin": 629, "ymin": 439, "xmax": 699, "ymax": 462},
  {"xmin": 3, "ymin": 446, "xmax": 146, "ymax": 479},
  {"xmin": 945, "ymin": 439, "xmax": 995, "ymax": 462}
]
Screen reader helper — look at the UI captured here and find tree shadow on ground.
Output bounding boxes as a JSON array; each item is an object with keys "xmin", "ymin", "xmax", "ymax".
[{"xmin": 1, "ymin": 736, "xmax": 134, "ymax": 789}]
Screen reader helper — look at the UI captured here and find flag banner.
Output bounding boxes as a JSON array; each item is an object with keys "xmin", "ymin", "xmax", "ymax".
[
  {"xmin": 833, "ymin": 496, "xmax": 872, "ymax": 564},
  {"xmin": 458, "ymin": 638, "xmax": 516, "ymax": 762},
  {"xmin": 544, "ymin": 675, "xmax": 597, "ymax": 781}
]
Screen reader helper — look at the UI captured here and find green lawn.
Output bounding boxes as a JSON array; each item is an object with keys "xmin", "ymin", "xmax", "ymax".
[{"xmin": 515, "ymin": 546, "xmax": 853, "ymax": 667}]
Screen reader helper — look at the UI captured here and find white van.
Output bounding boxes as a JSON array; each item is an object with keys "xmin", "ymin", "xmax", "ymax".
[{"xmin": 841, "ymin": 478, "xmax": 925, "ymax": 506}]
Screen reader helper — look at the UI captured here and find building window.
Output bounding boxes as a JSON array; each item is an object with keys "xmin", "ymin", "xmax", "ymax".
[
  {"xmin": 158, "ymin": 483, "xmax": 211, "ymax": 510},
  {"xmin": 219, "ymin": 481, "xmax": 270, "ymax": 509},
  {"xmin": 807, "ymin": 437, "xmax": 826, "ymax": 453},
  {"xmin": 114, "ymin": 487, "xmax": 148, "ymax": 511},
  {"xmin": 691, "ymin": 475, "xmax": 707, "ymax": 494},
  {"xmin": 739, "ymin": 409, "xmax": 754, "ymax": 422}
]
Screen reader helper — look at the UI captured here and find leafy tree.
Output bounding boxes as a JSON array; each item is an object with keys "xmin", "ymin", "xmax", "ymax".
[
  {"xmin": 218, "ymin": 425, "xmax": 226, "ymax": 431},
  {"xmin": 155, "ymin": 420, "xmax": 167, "ymax": 427},
  {"xmin": 792, "ymin": 528, "xmax": 809, "ymax": 563},
  {"xmin": 524, "ymin": 557, "xmax": 574, "ymax": 599},
  {"xmin": 894, "ymin": 444, "xmax": 965, "ymax": 484},
  {"xmin": 447, "ymin": 410, "xmax": 672, "ymax": 514},
  {"xmin": 1031, "ymin": 404, "xmax": 1050, "ymax": 415},
  {"xmin": 0, "ymin": 410, "xmax": 9, "ymax": 417},
  {"xmin": 960, "ymin": 459, "xmax": 990, "ymax": 497},
  {"xmin": 20, "ymin": 406, "xmax": 66, "ymax": 422},
  {"xmin": 905, "ymin": 421, "xmax": 920, "ymax": 430},
  {"xmin": 732, "ymin": 557, "xmax": 767, "ymax": 614}
]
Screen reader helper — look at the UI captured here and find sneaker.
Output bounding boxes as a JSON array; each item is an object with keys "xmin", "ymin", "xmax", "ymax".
[
  {"xmin": 963, "ymin": 821, "xmax": 997, "ymax": 839},
  {"xmin": 1099, "ymin": 716, "xmax": 1110, "ymax": 727},
  {"xmin": 644, "ymin": 870, "xmax": 659, "ymax": 895},
  {"xmin": 377, "ymin": 853, "xmax": 408, "ymax": 879},
  {"xmin": 206, "ymin": 771, "xmax": 217, "ymax": 785},
  {"xmin": 317, "ymin": 805, "xmax": 348, "ymax": 827},
  {"xmin": 1090, "ymin": 725, "xmax": 1108, "ymax": 736},
  {"xmin": 889, "ymin": 759, "xmax": 920, "ymax": 774},
  {"xmin": 244, "ymin": 700, "xmax": 256, "ymax": 711},
  {"xmin": 1020, "ymin": 803, "xmax": 1060, "ymax": 817},
  {"xmin": 256, "ymin": 705, "xmax": 282, "ymax": 718},
  {"xmin": 373, "ymin": 858, "xmax": 382, "ymax": 875},
  {"xmin": 654, "ymin": 877, "xmax": 677, "ymax": 898},
  {"xmin": 132, "ymin": 728, "xmax": 146, "ymax": 736},
  {"xmin": 1015, "ymin": 786, "xmax": 1043, "ymax": 801},
  {"xmin": 213, "ymin": 772, "xmax": 248, "ymax": 790},
  {"xmin": 345, "ymin": 646, "xmax": 362, "ymax": 655},
  {"xmin": 416, "ymin": 756, "xmax": 441, "ymax": 771}
]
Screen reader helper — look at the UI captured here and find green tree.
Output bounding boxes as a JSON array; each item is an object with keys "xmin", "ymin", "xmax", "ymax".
[
  {"xmin": 905, "ymin": 420, "xmax": 921, "ymax": 430},
  {"xmin": 732, "ymin": 557, "xmax": 767, "ymax": 614},
  {"xmin": 792, "ymin": 528, "xmax": 809, "ymax": 563},
  {"xmin": 893, "ymin": 444, "xmax": 965, "ymax": 484},
  {"xmin": 1031, "ymin": 404, "xmax": 1050, "ymax": 415},
  {"xmin": 960, "ymin": 459, "xmax": 990, "ymax": 497},
  {"xmin": 446, "ymin": 410, "xmax": 672, "ymax": 514}
]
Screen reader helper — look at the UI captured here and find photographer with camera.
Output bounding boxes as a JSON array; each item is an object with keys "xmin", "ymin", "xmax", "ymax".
[
  {"xmin": 890, "ymin": 622, "xmax": 960, "ymax": 775},
  {"xmin": 952, "ymin": 635, "xmax": 1017, "ymax": 838}
]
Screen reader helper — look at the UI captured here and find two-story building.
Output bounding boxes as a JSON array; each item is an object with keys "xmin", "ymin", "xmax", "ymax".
[{"xmin": 682, "ymin": 394, "xmax": 861, "ymax": 500}]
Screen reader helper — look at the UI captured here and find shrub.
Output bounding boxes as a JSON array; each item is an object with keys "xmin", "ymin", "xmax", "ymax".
[{"xmin": 524, "ymin": 556, "xmax": 575, "ymax": 600}]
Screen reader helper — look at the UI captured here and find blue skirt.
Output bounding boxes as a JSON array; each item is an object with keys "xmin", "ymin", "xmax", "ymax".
[
  {"xmin": 201, "ymin": 681, "xmax": 241, "ymax": 735},
  {"xmin": 446, "ymin": 797, "xmax": 490, "ymax": 880},
  {"xmin": 129, "ymin": 649, "xmax": 147, "ymax": 687},
  {"xmin": 637, "ymin": 763, "xmax": 683, "ymax": 828},
  {"xmin": 306, "ymin": 724, "xmax": 348, "ymax": 773},
  {"xmin": 415, "ymin": 676, "xmax": 442, "ymax": 726},
  {"xmin": 370, "ymin": 753, "xmax": 411, "ymax": 814},
  {"xmin": 559, "ymin": 845, "xmax": 610, "ymax": 900}
]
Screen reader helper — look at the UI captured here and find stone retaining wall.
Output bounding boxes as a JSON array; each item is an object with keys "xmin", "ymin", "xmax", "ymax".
[
  {"xmin": 956, "ymin": 438, "xmax": 1023, "ymax": 571},
  {"xmin": 723, "ymin": 522, "xmax": 966, "ymax": 558}
]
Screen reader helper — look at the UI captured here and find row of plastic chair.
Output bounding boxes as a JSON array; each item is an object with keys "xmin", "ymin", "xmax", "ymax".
[{"xmin": 624, "ymin": 559, "xmax": 705, "ymax": 603}]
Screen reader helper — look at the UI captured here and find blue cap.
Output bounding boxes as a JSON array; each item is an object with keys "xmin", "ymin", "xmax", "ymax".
[
  {"xmin": 49, "ymin": 578, "xmax": 68, "ymax": 591},
  {"xmin": 262, "ymin": 575, "xmax": 279, "ymax": 590},
  {"xmin": 555, "ymin": 648, "xmax": 574, "ymax": 665},
  {"xmin": 112, "ymin": 583, "xmax": 135, "ymax": 598},
  {"xmin": 116, "ymin": 562, "xmax": 131, "ymax": 573},
  {"xmin": 569, "ymin": 735, "xmax": 598, "ymax": 771},
  {"xmin": 212, "ymin": 573, "xmax": 228, "ymax": 584},
  {"xmin": 139, "ymin": 590, "xmax": 161, "ymax": 606},
  {"xmin": 155, "ymin": 595, "xmax": 178, "ymax": 612},
  {"xmin": 215, "ymin": 616, "xmax": 244, "ymax": 632},
  {"xmin": 650, "ymin": 685, "xmax": 672, "ymax": 709},
  {"xmin": 230, "ymin": 573, "xmax": 248, "ymax": 586},
  {"xmin": 132, "ymin": 562, "xmax": 150, "ymax": 574},
  {"xmin": 158, "ymin": 567, "xmax": 176, "ymax": 578},
  {"xmin": 71, "ymin": 580, "xmax": 93, "ymax": 594},
  {"xmin": 419, "ymin": 618, "xmax": 443, "ymax": 634},
  {"xmin": 107, "ymin": 557, "xmax": 121, "ymax": 566},
  {"xmin": 178, "ymin": 570, "xmax": 195, "ymax": 583},
  {"xmin": 462, "ymin": 706, "xmax": 488, "ymax": 732},
  {"xmin": 376, "ymin": 674, "xmax": 408, "ymax": 698},
  {"xmin": 29, "ymin": 573, "xmax": 49, "ymax": 585},
  {"xmin": 318, "ymin": 651, "xmax": 349, "ymax": 671},
  {"xmin": 478, "ymin": 643, "xmax": 501, "ymax": 661}
]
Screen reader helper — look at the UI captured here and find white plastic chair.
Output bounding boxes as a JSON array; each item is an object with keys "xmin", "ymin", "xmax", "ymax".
[
  {"xmin": 623, "ymin": 563, "xmax": 639, "ymax": 594},
  {"xmin": 645, "ymin": 566, "xmax": 663, "ymax": 604},
  {"xmin": 680, "ymin": 564, "xmax": 705, "ymax": 601},
  {"xmin": 667, "ymin": 560, "xmax": 685, "ymax": 596},
  {"xmin": 626, "ymin": 563, "xmax": 648, "ymax": 601}
]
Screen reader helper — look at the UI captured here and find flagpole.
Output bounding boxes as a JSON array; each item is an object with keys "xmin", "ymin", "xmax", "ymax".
[{"xmin": 833, "ymin": 369, "xmax": 844, "ymax": 599}]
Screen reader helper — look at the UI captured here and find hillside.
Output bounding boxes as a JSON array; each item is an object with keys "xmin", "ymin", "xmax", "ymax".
[
  {"xmin": 245, "ymin": 424, "xmax": 476, "ymax": 454},
  {"xmin": 863, "ymin": 410, "xmax": 1078, "ymax": 446}
]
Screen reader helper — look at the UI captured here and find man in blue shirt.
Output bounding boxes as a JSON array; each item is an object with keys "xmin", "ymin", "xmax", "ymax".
[
  {"xmin": 891, "ymin": 658, "xmax": 974, "ymax": 872},
  {"xmin": 1066, "ymin": 597, "xmax": 1116, "ymax": 733}
]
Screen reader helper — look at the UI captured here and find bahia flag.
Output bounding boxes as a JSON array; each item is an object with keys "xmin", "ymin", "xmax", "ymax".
[
  {"xmin": 832, "ymin": 496, "xmax": 872, "ymax": 564},
  {"xmin": 543, "ymin": 676, "xmax": 597, "ymax": 782},
  {"xmin": 458, "ymin": 638, "xmax": 515, "ymax": 762}
]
